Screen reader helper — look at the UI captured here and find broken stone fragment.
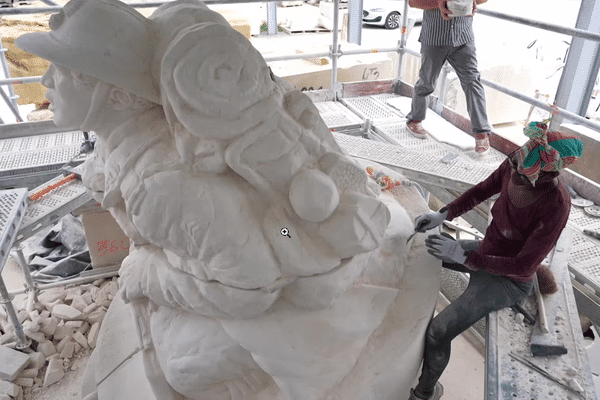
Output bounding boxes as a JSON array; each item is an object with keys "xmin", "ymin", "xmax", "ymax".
[
  {"xmin": 0, "ymin": 394, "xmax": 10, "ymax": 400},
  {"xmin": 53, "ymin": 324, "xmax": 76, "ymax": 341},
  {"xmin": 42, "ymin": 357, "xmax": 64, "ymax": 387},
  {"xmin": 93, "ymin": 279, "xmax": 105, "ymax": 287},
  {"xmin": 77, "ymin": 321, "xmax": 90, "ymax": 335},
  {"xmin": 39, "ymin": 317, "xmax": 58, "ymax": 337},
  {"xmin": 13, "ymin": 377, "xmax": 33, "ymax": 387},
  {"xmin": 65, "ymin": 287, "xmax": 83, "ymax": 302},
  {"xmin": 59, "ymin": 341, "xmax": 75, "ymax": 359},
  {"xmin": 0, "ymin": 379, "xmax": 19, "ymax": 397},
  {"xmin": 39, "ymin": 311, "xmax": 50, "ymax": 319},
  {"xmin": 55, "ymin": 336, "xmax": 71, "ymax": 354},
  {"xmin": 51, "ymin": 304, "xmax": 84, "ymax": 321},
  {"xmin": 37, "ymin": 340, "xmax": 57, "ymax": 358},
  {"xmin": 27, "ymin": 352, "xmax": 46, "ymax": 370},
  {"xmin": 84, "ymin": 309, "xmax": 106, "ymax": 325},
  {"xmin": 81, "ymin": 292, "xmax": 93, "ymax": 306},
  {"xmin": 19, "ymin": 368, "xmax": 38, "ymax": 379},
  {"xmin": 37, "ymin": 288, "xmax": 67, "ymax": 306},
  {"xmin": 82, "ymin": 303, "xmax": 98, "ymax": 315},
  {"xmin": 0, "ymin": 345, "xmax": 31, "ymax": 381},
  {"xmin": 22, "ymin": 321, "xmax": 39, "ymax": 333},
  {"xmin": 87, "ymin": 322, "xmax": 100, "ymax": 349},
  {"xmin": 70, "ymin": 296, "xmax": 88, "ymax": 313},
  {"xmin": 72, "ymin": 331, "xmax": 89, "ymax": 349},
  {"xmin": 23, "ymin": 330, "xmax": 46, "ymax": 344},
  {"xmin": 28, "ymin": 311, "xmax": 42, "ymax": 325}
]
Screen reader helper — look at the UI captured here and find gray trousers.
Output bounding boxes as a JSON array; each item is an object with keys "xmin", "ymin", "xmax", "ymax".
[
  {"xmin": 407, "ymin": 41, "xmax": 492, "ymax": 134},
  {"xmin": 414, "ymin": 240, "xmax": 533, "ymax": 399}
]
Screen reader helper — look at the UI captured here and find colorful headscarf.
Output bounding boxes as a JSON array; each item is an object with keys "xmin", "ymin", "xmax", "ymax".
[{"xmin": 513, "ymin": 121, "xmax": 583, "ymax": 186}]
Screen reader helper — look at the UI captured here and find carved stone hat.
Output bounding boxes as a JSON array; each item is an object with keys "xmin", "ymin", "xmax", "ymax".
[{"xmin": 15, "ymin": 0, "xmax": 161, "ymax": 104}]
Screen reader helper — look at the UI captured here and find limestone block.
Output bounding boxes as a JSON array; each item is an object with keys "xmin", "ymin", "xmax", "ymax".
[
  {"xmin": 59, "ymin": 341, "xmax": 75, "ymax": 359},
  {"xmin": 65, "ymin": 321, "xmax": 83, "ymax": 329},
  {"xmin": 65, "ymin": 287, "xmax": 83, "ymax": 302},
  {"xmin": 27, "ymin": 352, "xmax": 46, "ymax": 370},
  {"xmin": 0, "ymin": 346, "xmax": 31, "ymax": 381},
  {"xmin": 14, "ymin": 377, "xmax": 33, "ymax": 387},
  {"xmin": 43, "ymin": 358, "xmax": 64, "ymax": 387},
  {"xmin": 73, "ymin": 331, "xmax": 89, "ymax": 349},
  {"xmin": 71, "ymin": 296, "xmax": 89, "ymax": 313},
  {"xmin": 28, "ymin": 311, "xmax": 42, "ymax": 326},
  {"xmin": 56, "ymin": 336, "xmax": 71, "ymax": 354},
  {"xmin": 39, "ymin": 311, "xmax": 50, "ymax": 319},
  {"xmin": 39, "ymin": 317, "xmax": 58, "ymax": 337},
  {"xmin": 0, "ymin": 380, "xmax": 19, "ymax": 397},
  {"xmin": 81, "ymin": 293, "xmax": 93, "ymax": 306},
  {"xmin": 53, "ymin": 325, "xmax": 75, "ymax": 341},
  {"xmin": 87, "ymin": 322, "xmax": 100, "ymax": 349},
  {"xmin": 0, "ymin": 394, "xmax": 10, "ymax": 400},
  {"xmin": 78, "ymin": 322, "xmax": 90, "ymax": 336},
  {"xmin": 22, "ymin": 321, "xmax": 39, "ymax": 333},
  {"xmin": 0, "ymin": 333, "xmax": 15, "ymax": 346},
  {"xmin": 83, "ymin": 303, "xmax": 99, "ymax": 315},
  {"xmin": 23, "ymin": 330, "xmax": 46, "ymax": 344},
  {"xmin": 37, "ymin": 341, "xmax": 57, "ymax": 359},
  {"xmin": 85, "ymin": 309, "xmax": 106, "ymax": 325},
  {"xmin": 38, "ymin": 288, "xmax": 67, "ymax": 307},
  {"xmin": 19, "ymin": 368, "xmax": 38, "ymax": 379},
  {"xmin": 52, "ymin": 305, "xmax": 84, "ymax": 321}
]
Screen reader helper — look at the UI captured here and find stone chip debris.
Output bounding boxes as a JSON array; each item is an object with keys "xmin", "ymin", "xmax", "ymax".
[{"xmin": 0, "ymin": 277, "xmax": 119, "ymax": 398}]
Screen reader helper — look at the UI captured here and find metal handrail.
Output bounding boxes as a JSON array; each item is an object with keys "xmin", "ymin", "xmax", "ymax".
[{"xmin": 1, "ymin": 0, "xmax": 599, "ymax": 139}]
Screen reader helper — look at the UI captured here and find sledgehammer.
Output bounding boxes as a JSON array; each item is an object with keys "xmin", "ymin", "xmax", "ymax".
[{"xmin": 530, "ymin": 262, "xmax": 568, "ymax": 357}]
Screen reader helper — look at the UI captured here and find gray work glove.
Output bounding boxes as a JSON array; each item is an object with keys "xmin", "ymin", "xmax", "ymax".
[
  {"xmin": 414, "ymin": 208, "xmax": 448, "ymax": 233},
  {"xmin": 425, "ymin": 232, "xmax": 468, "ymax": 264}
]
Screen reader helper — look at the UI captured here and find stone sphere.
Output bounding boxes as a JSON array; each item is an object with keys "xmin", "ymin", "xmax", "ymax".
[{"xmin": 289, "ymin": 169, "xmax": 339, "ymax": 223}]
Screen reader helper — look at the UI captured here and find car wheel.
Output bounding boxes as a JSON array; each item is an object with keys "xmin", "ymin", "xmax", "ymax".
[{"xmin": 384, "ymin": 12, "xmax": 400, "ymax": 29}]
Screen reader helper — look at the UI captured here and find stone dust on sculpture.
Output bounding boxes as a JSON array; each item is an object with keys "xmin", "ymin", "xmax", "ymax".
[{"xmin": 16, "ymin": 0, "xmax": 442, "ymax": 398}]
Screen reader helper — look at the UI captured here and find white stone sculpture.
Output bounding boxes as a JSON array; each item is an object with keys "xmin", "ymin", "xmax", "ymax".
[{"xmin": 16, "ymin": 0, "xmax": 442, "ymax": 399}]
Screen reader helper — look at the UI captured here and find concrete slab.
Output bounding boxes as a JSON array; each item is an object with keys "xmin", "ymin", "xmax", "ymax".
[{"xmin": 0, "ymin": 345, "xmax": 31, "ymax": 381}]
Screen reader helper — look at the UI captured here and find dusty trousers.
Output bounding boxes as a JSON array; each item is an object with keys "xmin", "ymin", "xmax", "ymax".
[
  {"xmin": 407, "ymin": 42, "xmax": 492, "ymax": 134},
  {"xmin": 413, "ymin": 241, "xmax": 533, "ymax": 399}
]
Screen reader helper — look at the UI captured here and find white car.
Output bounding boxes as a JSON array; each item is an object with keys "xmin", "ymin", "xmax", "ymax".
[{"xmin": 363, "ymin": 0, "xmax": 423, "ymax": 29}]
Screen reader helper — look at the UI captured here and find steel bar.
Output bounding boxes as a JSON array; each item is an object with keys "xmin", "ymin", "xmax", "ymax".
[
  {"xmin": 480, "ymin": 77, "xmax": 600, "ymax": 133},
  {"xmin": 14, "ymin": 247, "xmax": 37, "ymax": 299},
  {"xmin": 0, "ymin": 37, "xmax": 20, "ymax": 111},
  {"xmin": 0, "ymin": 277, "xmax": 30, "ymax": 349},
  {"xmin": 266, "ymin": 2, "xmax": 277, "ymax": 36},
  {"xmin": 477, "ymin": 8, "xmax": 600, "ymax": 43},
  {"xmin": 330, "ymin": 0, "xmax": 341, "ymax": 97},
  {"xmin": 395, "ymin": 0, "xmax": 410, "ymax": 85},
  {"xmin": 8, "ymin": 266, "xmax": 120, "ymax": 296},
  {"xmin": 0, "ymin": 84, "xmax": 23, "ymax": 122},
  {"xmin": 0, "ymin": 76, "xmax": 42, "ymax": 86}
]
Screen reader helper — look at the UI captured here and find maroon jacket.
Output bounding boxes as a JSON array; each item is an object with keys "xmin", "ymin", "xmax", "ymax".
[{"xmin": 445, "ymin": 159, "xmax": 571, "ymax": 282}]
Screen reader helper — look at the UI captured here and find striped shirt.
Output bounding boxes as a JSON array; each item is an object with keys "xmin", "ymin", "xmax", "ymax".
[{"xmin": 419, "ymin": 9, "xmax": 475, "ymax": 47}]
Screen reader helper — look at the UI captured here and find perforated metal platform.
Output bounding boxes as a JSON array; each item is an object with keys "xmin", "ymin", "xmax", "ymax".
[
  {"xmin": 487, "ymin": 229, "xmax": 597, "ymax": 400},
  {"xmin": 15, "ymin": 173, "xmax": 91, "ymax": 245},
  {"xmin": 0, "ymin": 188, "xmax": 27, "ymax": 273},
  {"xmin": 0, "ymin": 131, "xmax": 87, "ymax": 188},
  {"xmin": 333, "ymin": 132, "xmax": 497, "ymax": 191},
  {"xmin": 313, "ymin": 101, "xmax": 364, "ymax": 130},
  {"xmin": 340, "ymin": 96, "xmax": 405, "ymax": 125}
]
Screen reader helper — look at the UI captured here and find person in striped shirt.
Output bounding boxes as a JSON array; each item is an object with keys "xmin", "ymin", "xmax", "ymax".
[{"xmin": 406, "ymin": 0, "xmax": 491, "ymax": 153}]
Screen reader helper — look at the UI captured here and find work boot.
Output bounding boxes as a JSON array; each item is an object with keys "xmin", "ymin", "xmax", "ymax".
[
  {"xmin": 406, "ymin": 120, "xmax": 429, "ymax": 139},
  {"xmin": 408, "ymin": 382, "xmax": 444, "ymax": 400},
  {"xmin": 474, "ymin": 132, "xmax": 490, "ymax": 153}
]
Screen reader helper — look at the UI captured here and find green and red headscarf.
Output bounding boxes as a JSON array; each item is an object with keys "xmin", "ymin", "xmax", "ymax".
[{"xmin": 513, "ymin": 121, "xmax": 584, "ymax": 186}]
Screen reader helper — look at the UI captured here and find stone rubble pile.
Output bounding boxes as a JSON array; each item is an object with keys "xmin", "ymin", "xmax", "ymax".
[{"xmin": 0, "ymin": 277, "xmax": 119, "ymax": 399}]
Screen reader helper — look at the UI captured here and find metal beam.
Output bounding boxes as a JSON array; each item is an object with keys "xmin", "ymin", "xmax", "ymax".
[
  {"xmin": 266, "ymin": 2, "xmax": 277, "ymax": 35},
  {"xmin": 551, "ymin": 0, "xmax": 600, "ymax": 130},
  {"xmin": 346, "ymin": 0, "xmax": 363, "ymax": 45}
]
